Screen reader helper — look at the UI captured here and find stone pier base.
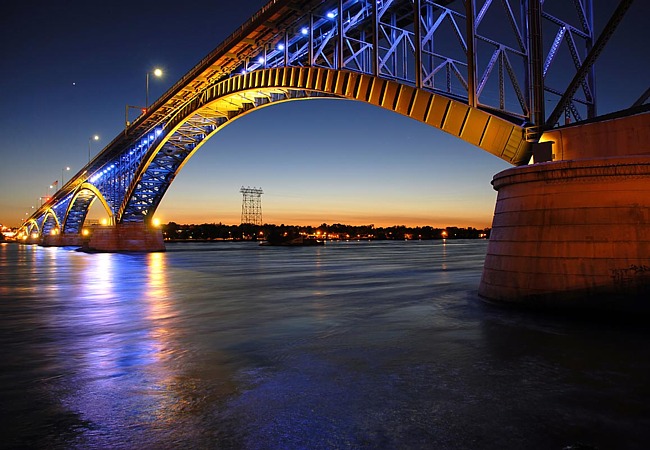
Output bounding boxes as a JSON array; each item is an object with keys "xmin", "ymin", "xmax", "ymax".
[
  {"xmin": 41, "ymin": 234, "xmax": 84, "ymax": 247},
  {"xmin": 479, "ymin": 156, "xmax": 650, "ymax": 312},
  {"xmin": 84, "ymin": 223, "xmax": 165, "ymax": 252}
]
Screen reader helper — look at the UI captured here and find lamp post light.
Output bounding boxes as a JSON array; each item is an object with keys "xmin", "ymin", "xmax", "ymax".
[
  {"xmin": 145, "ymin": 68, "xmax": 163, "ymax": 110},
  {"xmin": 88, "ymin": 135, "xmax": 99, "ymax": 162},
  {"xmin": 61, "ymin": 166, "xmax": 70, "ymax": 188}
]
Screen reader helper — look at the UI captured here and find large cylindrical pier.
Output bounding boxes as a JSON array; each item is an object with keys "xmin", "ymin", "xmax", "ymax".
[{"xmin": 479, "ymin": 156, "xmax": 650, "ymax": 311}]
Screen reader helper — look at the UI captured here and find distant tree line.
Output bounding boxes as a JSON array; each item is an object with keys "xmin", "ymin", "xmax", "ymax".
[{"xmin": 162, "ymin": 222, "xmax": 490, "ymax": 241}]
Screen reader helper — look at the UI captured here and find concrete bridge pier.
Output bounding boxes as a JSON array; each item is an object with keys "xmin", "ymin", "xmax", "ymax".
[
  {"xmin": 479, "ymin": 113, "xmax": 650, "ymax": 312},
  {"xmin": 83, "ymin": 223, "xmax": 165, "ymax": 252},
  {"xmin": 41, "ymin": 233, "xmax": 84, "ymax": 247}
]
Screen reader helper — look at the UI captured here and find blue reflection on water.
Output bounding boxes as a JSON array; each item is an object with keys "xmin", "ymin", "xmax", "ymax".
[{"xmin": 1, "ymin": 241, "xmax": 649, "ymax": 449}]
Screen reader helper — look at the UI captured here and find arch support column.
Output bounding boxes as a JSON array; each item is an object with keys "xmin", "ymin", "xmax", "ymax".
[
  {"xmin": 83, "ymin": 223, "xmax": 165, "ymax": 252},
  {"xmin": 41, "ymin": 233, "xmax": 84, "ymax": 247},
  {"xmin": 479, "ymin": 156, "xmax": 650, "ymax": 312}
]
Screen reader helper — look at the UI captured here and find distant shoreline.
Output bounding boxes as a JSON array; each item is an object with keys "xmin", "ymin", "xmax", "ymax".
[{"xmin": 162, "ymin": 222, "xmax": 491, "ymax": 241}]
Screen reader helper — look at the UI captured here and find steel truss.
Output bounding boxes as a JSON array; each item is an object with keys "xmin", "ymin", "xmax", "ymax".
[
  {"xmin": 24, "ymin": 0, "xmax": 630, "ymax": 236},
  {"xmin": 240, "ymin": 187, "xmax": 264, "ymax": 225}
]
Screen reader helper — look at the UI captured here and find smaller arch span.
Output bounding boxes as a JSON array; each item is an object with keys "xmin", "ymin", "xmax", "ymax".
[
  {"xmin": 41, "ymin": 209, "xmax": 61, "ymax": 237},
  {"xmin": 20, "ymin": 219, "xmax": 40, "ymax": 238},
  {"xmin": 62, "ymin": 183, "xmax": 114, "ymax": 235}
]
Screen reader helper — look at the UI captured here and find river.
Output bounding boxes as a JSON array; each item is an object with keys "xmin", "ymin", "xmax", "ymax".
[{"xmin": 0, "ymin": 240, "xmax": 648, "ymax": 449}]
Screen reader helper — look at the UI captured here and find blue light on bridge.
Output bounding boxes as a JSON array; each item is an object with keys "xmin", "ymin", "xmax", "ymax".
[
  {"xmin": 277, "ymin": 43, "xmax": 285, "ymax": 51},
  {"xmin": 326, "ymin": 11, "xmax": 336, "ymax": 19},
  {"xmin": 301, "ymin": 27, "xmax": 309, "ymax": 36},
  {"xmin": 89, "ymin": 127, "xmax": 163, "ymax": 184}
]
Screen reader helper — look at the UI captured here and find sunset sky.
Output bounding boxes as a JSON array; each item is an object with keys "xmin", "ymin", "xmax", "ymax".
[{"xmin": 1, "ymin": 1, "xmax": 647, "ymax": 228}]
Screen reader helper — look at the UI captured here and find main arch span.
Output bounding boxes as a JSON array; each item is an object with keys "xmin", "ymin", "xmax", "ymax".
[{"xmin": 121, "ymin": 67, "xmax": 531, "ymax": 225}]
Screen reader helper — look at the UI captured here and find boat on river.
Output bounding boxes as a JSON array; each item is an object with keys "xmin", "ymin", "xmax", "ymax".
[{"xmin": 260, "ymin": 232, "xmax": 324, "ymax": 246}]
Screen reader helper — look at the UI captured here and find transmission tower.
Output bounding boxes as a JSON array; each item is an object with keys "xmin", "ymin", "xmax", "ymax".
[{"xmin": 240, "ymin": 186, "xmax": 263, "ymax": 225}]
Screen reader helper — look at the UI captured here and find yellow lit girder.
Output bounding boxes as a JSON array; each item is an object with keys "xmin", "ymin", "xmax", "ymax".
[{"xmin": 119, "ymin": 67, "xmax": 532, "ymax": 223}]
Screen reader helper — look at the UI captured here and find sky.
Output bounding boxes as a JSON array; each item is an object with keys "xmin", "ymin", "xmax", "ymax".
[{"xmin": 0, "ymin": 1, "xmax": 648, "ymax": 228}]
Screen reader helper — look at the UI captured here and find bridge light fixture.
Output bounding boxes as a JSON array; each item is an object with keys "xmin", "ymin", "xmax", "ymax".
[
  {"xmin": 146, "ymin": 68, "xmax": 164, "ymax": 108},
  {"xmin": 61, "ymin": 166, "xmax": 70, "ymax": 186},
  {"xmin": 301, "ymin": 27, "xmax": 309, "ymax": 35},
  {"xmin": 277, "ymin": 43, "xmax": 285, "ymax": 51},
  {"xmin": 88, "ymin": 135, "xmax": 100, "ymax": 162},
  {"xmin": 326, "ymin": 11, "xmax": 336, "ymax": 19},
  {"xmin": 257, "ymin": 57, "xmax": 265, "ymax": 64}
]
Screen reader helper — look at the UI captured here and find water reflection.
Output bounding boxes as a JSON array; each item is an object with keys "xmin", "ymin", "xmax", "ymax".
[
  {"xmin": 35, "ymin": 251, "xmax": 185, "ymax": 447},
  {"xmin": 1, "ymin": 242, "xmax": 649, "ymax": 449}
]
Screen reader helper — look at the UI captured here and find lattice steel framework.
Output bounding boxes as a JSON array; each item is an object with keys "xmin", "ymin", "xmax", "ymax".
[
  {"xmin": 240, "ymin": 187, "xmax": 264, "ymax": 225},
  {"xmin": 21, "ymin": 0, "xmax": 633, "ymax": 237}
]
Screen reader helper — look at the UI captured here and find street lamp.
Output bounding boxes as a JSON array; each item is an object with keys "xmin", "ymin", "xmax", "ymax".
[
  {"xmin": 88, "ymin": 135, "xmax": 99, "ymax": 162},
  {"xmin": 145, "ymin": 68, "xmax": 163, "ymax": 110},
  {"xmin": 61, "ymin": 166, "xmax": 70, "ymax": 188}
]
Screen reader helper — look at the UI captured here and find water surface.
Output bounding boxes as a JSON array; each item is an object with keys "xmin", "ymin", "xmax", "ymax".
[{"xmin": 1, "ymin": 240, "xmax": 648, "ymax": 449}]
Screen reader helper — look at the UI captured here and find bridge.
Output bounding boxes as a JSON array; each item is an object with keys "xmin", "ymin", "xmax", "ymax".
[{"xmin": 17, "ymin": 0, "xmax": 650, "ymax": 310}]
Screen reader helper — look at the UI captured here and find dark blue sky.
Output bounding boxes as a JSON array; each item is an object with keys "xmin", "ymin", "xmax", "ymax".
[{"xmin": 1, "ymin": 1, "xmax": 648, "ymax": 227}]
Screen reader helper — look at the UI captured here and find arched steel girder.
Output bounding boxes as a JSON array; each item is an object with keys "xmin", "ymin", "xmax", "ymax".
[
  {"xmin": 119, "ymin": 66, "xmax": 532, "ymax": 223},
  {"xmin": 41, "ymin": 209, "xmax": 61, "ymax": 237},
  {"xmin": 62, "ymin": 183, "xmax": 114, "ymax": 235},
  {"xmin": 23, "ymin": 219, "xmax": 40, "ymax": 236}
]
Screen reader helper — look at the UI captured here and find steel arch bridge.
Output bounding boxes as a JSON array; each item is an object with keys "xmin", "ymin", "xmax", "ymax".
[{"xmin": 20, "ymin": 0, "xmax": 633, "ymax": 239}]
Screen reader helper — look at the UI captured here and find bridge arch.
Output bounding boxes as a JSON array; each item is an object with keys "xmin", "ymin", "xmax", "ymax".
[
  {"xmin": 21, "ymin": 219, "xmax": 39, "ymax": 238},
  {"xmin": 62, "ymin": 183, "xmax": 114, "ymax": 234},
  {"xmin": 41, "ymin": 209, "xmax": 61, "ymax": 237},
  {"xmin": 119, "ymin": 67, "xmax": 532, "ymax": 223}
]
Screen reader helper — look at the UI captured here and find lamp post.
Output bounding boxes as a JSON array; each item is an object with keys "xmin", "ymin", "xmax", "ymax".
[
  {"xmin": 145, "ymin": 68, "xmax": 163, "ymax": 110},
  {"xmin": 61, "ymin": 166, "xmax": 70, "ymax": 188},
  {"xmin": 88, "ymin": 135, "xmax": 99, "ymax": 162},
  {"xmin": 125, "ymin": 105, "xmax": 146, "ymax": 128}
]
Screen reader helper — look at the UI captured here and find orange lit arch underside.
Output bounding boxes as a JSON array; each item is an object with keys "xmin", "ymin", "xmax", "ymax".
[{"xmin": 121, "ymin": 67, "xmax": 531, "ymax": 221}]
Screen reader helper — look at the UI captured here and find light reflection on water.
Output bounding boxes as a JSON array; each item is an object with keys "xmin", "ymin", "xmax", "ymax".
[{"xmin": 1, "ymin": 241, "xmax": 649, "ymax": 449}]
